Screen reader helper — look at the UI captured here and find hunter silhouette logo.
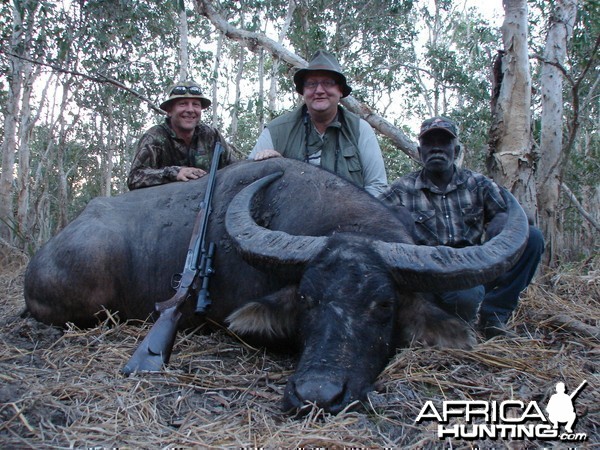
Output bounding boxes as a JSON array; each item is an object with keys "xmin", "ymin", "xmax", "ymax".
[
  {"xmin": 546, "ymin": 380, "xmax": 587, "ymax": 433},
  {"xmin": 415, "ymin": 380, "xmax": 589, "ymax": 442}
]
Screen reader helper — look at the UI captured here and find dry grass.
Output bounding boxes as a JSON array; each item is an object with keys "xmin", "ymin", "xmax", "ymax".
[{"xmin": 0, "ymin": 239, "xmax": 598, "ymax": 449}]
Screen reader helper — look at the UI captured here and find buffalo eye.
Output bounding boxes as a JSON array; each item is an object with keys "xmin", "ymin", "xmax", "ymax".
[
  {"xmin": 372, "ymin": 298, "xmax": 395, "ymax": 319},
  {"xmin": 299, "ymin": 293, "xmax": 317, "ymax": 309},
  {"xmin": 377, "ymin": 299, "xmax": 394, "ymax": 310}
]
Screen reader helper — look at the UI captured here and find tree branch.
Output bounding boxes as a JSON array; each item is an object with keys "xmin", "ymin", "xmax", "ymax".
[
  {"xmin": 563, "ymin": 32, "xmax": 600, "ymax": 162},
  {"xmin": 0, "ymin": 48, "xmax": 165, "ymax": 114},
  {"xmin": 194, "ymin": 0, "xmax": 418, "ymax": 161},
  {"xmin": 561, "ymin": 182, "xmax": 600, "ymax": 232},
  {"xmin": 533, "ymin": 33, "xmax": 600, "ymax": 178}
]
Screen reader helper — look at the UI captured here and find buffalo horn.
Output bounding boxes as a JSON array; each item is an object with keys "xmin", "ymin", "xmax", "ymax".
[
  {"xmin": 374, "ymin": 188, "xmax": 529, "ymax": 291},
  {"xmin": 227, "ymin": 173, "xmax": 529, "ymax": 292},
  {"xmin": 225, "ymin": 172, "xmax": 327, "ymax": 275}
]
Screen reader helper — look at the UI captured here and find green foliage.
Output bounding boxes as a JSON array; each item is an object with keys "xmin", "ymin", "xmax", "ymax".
[
  {"xmin": 381, "ymin": 137, "xmax": 419, "ymax": 182},
  {"xmin": 1, "ymin": 0, "xmax": 598, "ymax": 260},
  {"xmin": 226, "ymin": 98, "xmax": 263, "ymax": 156}
]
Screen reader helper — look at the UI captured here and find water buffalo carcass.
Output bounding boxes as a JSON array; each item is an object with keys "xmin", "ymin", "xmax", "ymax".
[{"xmin": 24, "ymin": 158, "xmax": 528, "ymax": 414}]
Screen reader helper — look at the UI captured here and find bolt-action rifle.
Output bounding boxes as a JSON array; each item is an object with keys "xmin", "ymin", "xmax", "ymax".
[{"xmin": 122, "ymin": 143, "xmax": 223, "ymax": 375}]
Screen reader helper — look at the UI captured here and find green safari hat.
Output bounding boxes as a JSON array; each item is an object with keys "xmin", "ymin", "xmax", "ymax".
[{"xmin": 293, "ymin": 50, "xmax": 352, "ymax": 98}]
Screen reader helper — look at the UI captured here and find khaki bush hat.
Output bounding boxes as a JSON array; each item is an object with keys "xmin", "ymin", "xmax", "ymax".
[{"xmin": 160, "ymin": 80, "xmax": 212, "ymax": 111}]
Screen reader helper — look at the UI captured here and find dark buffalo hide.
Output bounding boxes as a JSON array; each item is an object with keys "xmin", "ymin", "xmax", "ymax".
[{"xmin": 24, "ymin": 158, "xmax": 528, "ymax": 414}]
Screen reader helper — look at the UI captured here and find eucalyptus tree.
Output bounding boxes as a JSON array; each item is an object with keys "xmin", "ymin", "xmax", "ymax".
[
  {"xmin": 4, "ymin": 0, "xmax": 596, "ymax": 262},
  {"xmin": 33, "ymin": 0, "xmax": 182, "ymax": 233},
  {"xmin": 488, "ymin": 0, "xmax": 537, "ymax": 220},
  {"xmin": 530, "ymin": 0, "xmax": 599, "ymax": 263},
  {"xmin": 0, "ymin": 0, "xmax": 45, "ymax": 244},
  {"xmin": 563, "ymin": 0, "xmax": 600, "ymax": 257},
  {"xmin": 194, "ymin": 0, "xmax": 303, "ymax": 154},
  {"xmin": 2, "ymin": 0, "xmax": 198, "ymax": 248},
  {"xmin": 0, "ymin": 2, "xmax": 12, "ymax": 140},
  {"xmin": 405, "ymin": 0, "xmax": 500, "ymax": 173},
  {"xmin": 536, "ymin": 0, "xmax": 579, "ymax": 266}
]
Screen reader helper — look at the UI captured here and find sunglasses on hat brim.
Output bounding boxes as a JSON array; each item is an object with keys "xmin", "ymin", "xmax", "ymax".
[{"xmin": 170, "ymin": 85, "xmax": 204, "ymax": 96}]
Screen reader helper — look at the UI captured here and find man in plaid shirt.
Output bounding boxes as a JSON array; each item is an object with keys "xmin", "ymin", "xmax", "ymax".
[{"xmin": 381, "ymin": 117, "xmax": 544, "ymax": 339}]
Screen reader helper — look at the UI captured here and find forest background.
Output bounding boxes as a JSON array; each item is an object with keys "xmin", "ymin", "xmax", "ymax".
[{"xmin": 0, "ymin": 0, "xmax": 598, "ymax": 269}]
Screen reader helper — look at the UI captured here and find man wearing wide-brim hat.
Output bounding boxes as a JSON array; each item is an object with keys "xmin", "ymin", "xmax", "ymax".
[
  {"xmin": 128, "ymin": 80, "xmax": 235, "ymax": 190},
  {"xmin": 248, "ymin": 50, "xmax": 387, "ymax": 197}
]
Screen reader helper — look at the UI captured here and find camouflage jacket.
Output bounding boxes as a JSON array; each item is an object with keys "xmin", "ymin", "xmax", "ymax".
[{"xmin": 127, "ymin": 119, "xmax": 235, "ymax": 190}]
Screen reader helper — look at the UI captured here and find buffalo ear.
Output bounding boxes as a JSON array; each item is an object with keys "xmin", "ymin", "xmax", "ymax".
[
  {"xmin": 395, "ymin": 293, "xmax": 475, "ymax": 349},
  {"xmin": 226, "ymin": 285, "xmax": 300, "ymax": 340}
]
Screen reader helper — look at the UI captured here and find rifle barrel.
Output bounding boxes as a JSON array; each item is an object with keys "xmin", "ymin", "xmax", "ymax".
[
  {"xmin": 569, "ymin": 380, "xmax": 587, "ymax": 399},
  {"xmin": 123, "ymin": 142, "xmax": 224, "ymax": 374}
]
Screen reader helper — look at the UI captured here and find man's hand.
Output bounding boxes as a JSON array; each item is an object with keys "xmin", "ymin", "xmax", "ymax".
[
  {"xmin": 253, "ymin": 149, "xmax": 282, "ymax": 161},
  {"xmin": 176, "ymin": 167, "xmax": 207, "ymax": 181}
]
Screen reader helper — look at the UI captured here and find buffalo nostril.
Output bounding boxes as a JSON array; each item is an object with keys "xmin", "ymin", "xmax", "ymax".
[{"xmin": 295, "ymin": 379, "xmax": 345, "ymax": 410}]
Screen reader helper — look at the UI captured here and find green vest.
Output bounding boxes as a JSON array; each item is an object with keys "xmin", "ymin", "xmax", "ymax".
[{"xmin": 267, "ymin": 105, "xmax": 364, "ymax": 188}]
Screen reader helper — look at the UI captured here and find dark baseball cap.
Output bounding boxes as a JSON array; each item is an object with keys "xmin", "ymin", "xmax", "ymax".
[{"xmin": 419, "ymin": 117, "xmax": 458, "ymax": 139}]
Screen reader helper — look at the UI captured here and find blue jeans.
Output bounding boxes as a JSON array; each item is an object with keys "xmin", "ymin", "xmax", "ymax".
[{"xmin": 434, "ymin": 226, "xmax": 545, "ymax": 324}]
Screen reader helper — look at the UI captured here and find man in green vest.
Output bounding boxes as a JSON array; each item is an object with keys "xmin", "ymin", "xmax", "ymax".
[{"xmin": 248, "ymin": 50, "xmax": 387, "ymax": 197}]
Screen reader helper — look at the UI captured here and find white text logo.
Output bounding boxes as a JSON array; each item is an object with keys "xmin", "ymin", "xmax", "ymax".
[{"xmin": 415, "ymin": 381, "xmax": 588, "ymax": 442}]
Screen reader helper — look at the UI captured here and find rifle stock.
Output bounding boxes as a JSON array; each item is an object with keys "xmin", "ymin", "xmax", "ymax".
[
  {"xmin": 122, "ymin": 143, "xmax": 223, "ymax": 375},
  {"xmin": 122, "ymin": 305, "xmax": 181, "ymax": 374}
]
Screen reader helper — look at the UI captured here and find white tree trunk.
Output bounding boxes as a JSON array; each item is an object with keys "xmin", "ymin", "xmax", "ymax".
[
  {"xmin": 488, "ymin": 0, "xmax": 536, "ymax": 220},
  {"xmin": 54, "ymin": 76, "xmax": 78, "ymax": 231},
  {"xmin": 29, "ymin": 76, "xmax": 54, "ymax": 247},
  {"xmin": 537, "ymin": 0, "xmax": 578, "ymax": 266},
  {"xmin": 0, "ymin": 3, "xmax": 25, "ymax": 242},
  {"xmin": 230, "ymin": 45, "xmax": 246, "ymax": 140},
  {"xmin": 268, "ymin": 0, "xmax": 296, "ymax": 116},
  {"xmin": 257, "ymin": 48, "xmax": 265, "ymax": 130},
  {"xmin": 178, "ymin": 1, "xmax": 190, "ymax": 81},
  {"xmin": 211, "ymin": 32, "xmax": 224, "ymax": 128},
  {"xmin": 16, "ymin": 61, "xmax": 42, "ymax": 240},
  {"xmin": 100, "ymin": 96, "xmax": 116, "ymax": 197}
]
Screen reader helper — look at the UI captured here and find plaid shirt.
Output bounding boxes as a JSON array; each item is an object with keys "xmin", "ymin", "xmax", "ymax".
[{"xmin": 380, "ymin": 167, "xmax": 507, "ymax": 247}]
